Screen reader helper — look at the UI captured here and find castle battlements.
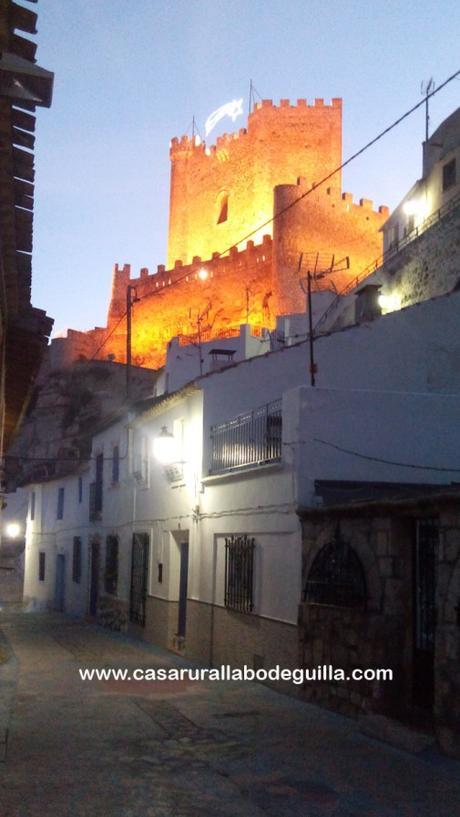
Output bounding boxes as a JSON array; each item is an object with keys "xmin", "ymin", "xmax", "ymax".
[
  {"xmin": 170, "ymin": 97, "xmax": 342, "ymax": 159},
  {"xmin": 277, "ymin": 177, "xmax": 389, "ymax": 218},
  {"xmin": 51, "ymin": 91, "xmax": 386, "ymax": 371},
  {"xmin": 111, "ymin": 235, "xmax": 273, "ymax": 306}
]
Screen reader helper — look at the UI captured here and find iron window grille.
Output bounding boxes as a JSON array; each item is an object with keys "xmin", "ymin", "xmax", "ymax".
[
  {"xmin": 72, "ymin": 537, "xmax": 82, "ymax": 584},
  {"xmin": 129, "ymin": 532, "xmax": 149, "ymax": 627},
  {"xmin": 414, "ymin": 518, "xmax": 438, "ymax": 653},
  {"xmin": 104, "ymin": 535, "xmax": 119, "ymax": 595},
  {"xmin": 224, "ymin": 535, "xmax": 255, "ymax": 613},
  {"xmin": 304, "ymin": 525, "xmax": 366, "ymax": 609},
  {"xmin": 210, "ymin": 399, "xmax": 282, "ymax": 474}
]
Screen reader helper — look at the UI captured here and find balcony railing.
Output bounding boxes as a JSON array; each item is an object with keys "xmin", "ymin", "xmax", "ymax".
[{"xmin": 210, "ymin": 400, "xmax": 282, "ymax": 475}]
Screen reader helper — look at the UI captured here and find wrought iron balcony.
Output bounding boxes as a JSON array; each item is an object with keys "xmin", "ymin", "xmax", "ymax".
[{"xmin": 210, "ymin": 399, "xmax": 282, "ymax": 475}]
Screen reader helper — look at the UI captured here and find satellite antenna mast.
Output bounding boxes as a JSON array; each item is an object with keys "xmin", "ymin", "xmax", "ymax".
[{"xmin": 421, "ymin": 77, "xmax": 435, "ymax": 141}]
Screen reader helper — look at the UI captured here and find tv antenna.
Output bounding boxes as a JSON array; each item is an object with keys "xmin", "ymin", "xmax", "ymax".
[
  {"xmin": 421, "ymin": 77, "xmax": 435, "ymax": 141},
  {"xmin": 298, "ymin": 253, "xmax": 349, "ymax": 386},
  {"xmin": 248, "ymin": 79, "xmax": 263, "ymax": 114}
]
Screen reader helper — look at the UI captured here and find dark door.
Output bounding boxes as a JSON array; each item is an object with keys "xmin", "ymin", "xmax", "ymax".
[
  {"xmin": 54, "ymin": 554, "xmax": 65, "ymax": 612},
  {"xmin": 129, "ymin": 533, "xmax": 149, "ymax": 627},
  {"xmin": 89, "ymin": 542, "xmax": 100, "ymax": 617},
  {"xmin": 413, "ymin": 518, "xmax": 438, "ymax": 709},
  {"xmin": 177, "ymin": 541, "xmax": 189, "ymax": 637}
]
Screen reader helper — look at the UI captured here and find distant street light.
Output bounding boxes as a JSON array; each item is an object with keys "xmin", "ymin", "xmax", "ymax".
[
  {"xmin": 197, "ymin": 268, "xmax": 209, "ymax": 281},
  {"xmin": 5, "ymin": 522, "xmax": 21, "ymax": 538}
]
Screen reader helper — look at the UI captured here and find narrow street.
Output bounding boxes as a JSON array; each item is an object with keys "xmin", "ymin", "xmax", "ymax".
[{"xmin": 0, "ymin": 611, "xmax": 459, "ymax": 817}]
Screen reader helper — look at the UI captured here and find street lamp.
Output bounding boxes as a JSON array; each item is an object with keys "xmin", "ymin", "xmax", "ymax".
[
  {"xmin": 5, "ymin": 522, "xmax": 21, "ymax": 538},
  {"xmin": 197, "ymin": 267, "xmax": 209, "ymax": 281},
  {"xmin": 153, "ymin": 426, "xmax": 178, "ymax": 466}
]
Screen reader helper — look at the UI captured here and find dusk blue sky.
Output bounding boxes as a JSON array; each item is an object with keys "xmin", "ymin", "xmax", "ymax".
[{"xmin": 32, "ymin": 0, "xmax": 460, "ymax": 334}]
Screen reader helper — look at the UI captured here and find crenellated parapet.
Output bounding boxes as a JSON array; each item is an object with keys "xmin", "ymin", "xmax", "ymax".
[
  {"xmin": 168, "ymin": 95, "xmax": 343, "ymax": 267},
  {"xmin": 108, "ymin": 234, "xmax": 273, "ymax": 323},
  {"xmin": 170, "ymin": 98, "xmax": 342, "ymax": 158}
]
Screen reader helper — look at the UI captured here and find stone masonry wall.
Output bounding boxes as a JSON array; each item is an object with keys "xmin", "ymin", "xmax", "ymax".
[
  {"xmin": 299, "ymin": 516, "xmax": 413, "ymax": 720},
  {"xmin": 378, "ymin": 199, "xmax": 460, "ymax": 308},
  {"xmin": 435, "ymin": 505, "xmax": 460, "ymax": 758},
  {"xmin": 168, "ymin": 98, "xmax": 343, "ymax": 267},
  {"xmin": 273, "ymin": 179, "xmax": 388, "ymax": 314},
  {"xmin": 300, "ymin": 509, "xmax": 460, "ymax": 760}
]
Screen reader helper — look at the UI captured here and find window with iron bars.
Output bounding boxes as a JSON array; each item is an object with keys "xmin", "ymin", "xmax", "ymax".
[
  {"xmin": 210, "ymin": 400, "xmax": 282, "ymax": 474},
  {"xmin": 224, "ymin": 535, "xmax": 255, "ymax": 613},
  {"xmin": 303, "ymin": 526, "xmax": 366, "ymax": 609}
]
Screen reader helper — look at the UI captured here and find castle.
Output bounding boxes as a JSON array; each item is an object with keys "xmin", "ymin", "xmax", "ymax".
[{"xmin": 50, "ymin": 98, "xmax": 389, "ymax": 370}]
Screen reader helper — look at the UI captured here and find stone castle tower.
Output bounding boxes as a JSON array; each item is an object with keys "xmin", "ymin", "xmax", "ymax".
[
  {"xmin": 168, "ymin": 98, "xmax": 343, "ymax": 267},
  {"xmin": 49, "ymin": 98, "xmax": 389, "ymax": 370}
]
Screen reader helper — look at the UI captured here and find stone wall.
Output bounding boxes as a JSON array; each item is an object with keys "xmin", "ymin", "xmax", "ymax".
[
  {"xmin": 299, "ymin": 516, "xmax": 413, "ymax": 719},
  {"xmin": 376, "ymin": 198, "xmax": 460, "ymax": 308},
  {"xmin": 299, "ymin": 504, "xmax": 460, "ymax": 759},
  {"xmin": 435, "ymin": 506, "xmax": 460, "ymax": 757},
  {"xmin": 273, "ymin": 179, "xmax": 388, "ymax": 314},
  {"xmin": 168, "ymin": 99, "xmax": 343, "ymax": 267}
]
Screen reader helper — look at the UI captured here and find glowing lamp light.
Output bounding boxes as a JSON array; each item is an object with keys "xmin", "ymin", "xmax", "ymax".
[
  {"xmin": 153, "ymin": 426, "xmax": 178, "ymax": 466},
  {"xmin": 197, "ymin": 267, "xmax": 209, "ymax": 281},
  {"xmin": 403, "ymin": 198, "xmax": 423, "ymax": 216},
  {"xmin": 378, "ymin": 293, "xmax": 401, "ymax": 313},
  {"xmin": 5, "ymin": 522, "xmax": 21, "ymax": 539}
]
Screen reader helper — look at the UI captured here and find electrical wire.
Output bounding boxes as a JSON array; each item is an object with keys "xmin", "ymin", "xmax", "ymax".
[
  {"xmin": 294, "ymin": 436, "xmax": 460, "ymax": 473},
  {"xmin": 214, "ymin": 67, "xmax": 460, "ymax": 257}
]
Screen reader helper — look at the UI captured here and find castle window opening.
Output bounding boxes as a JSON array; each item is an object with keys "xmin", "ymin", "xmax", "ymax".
[{"xmin": 216, "ymin": 192, "xmax": 229, "ymax": 224}]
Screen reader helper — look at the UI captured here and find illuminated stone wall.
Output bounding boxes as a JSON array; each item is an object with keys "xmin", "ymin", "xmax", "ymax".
[
  {"xmin": 168, "ymin": 98, "xmax": 343, "ymax": 268},
  {"xmin": 75, "ymin": 237, "xmax": 274, "ymax": 369},
  {"xmin": 273, "ymin": 179, "xmax": 389, "ymax": 313},
  {"xmin": 50, "ymin": 98, "xmax": 388, "ymax": 371}
]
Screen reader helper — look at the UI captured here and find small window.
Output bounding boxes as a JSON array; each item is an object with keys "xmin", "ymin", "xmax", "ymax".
[
  {"xmin": 30, "ymin": 491, "xmax": 36, "ymax": 521},
  {"xmin": 57, "ymin": 487, "xmax": 65, "ymax": 520},
  {"xmin": 72, "ymin": 537, "xmax": 82, "ymax": 584},
  {"xmin": 112, "ymin": 445, "xmax": 119, "ymax": 483},
  {"xmin": 105, "ymin": 535, "xmax": 118, "ymax": 595},
  {"xmin": 442, "ymin": 158, "xmax": 456, "ymax": 191},
  {"xmin": 216, "ymin": 192, "xmax": 228, "ymax": 224},
  {"xmin": 78, "ymin": 476, "xmax": 83, "ymax": 504},
  {"xmin": 38, "ymin": 551, "xmax": 46, "ymax": 581},
  {"xmin": 224, "ymin": 535, "xmax": 255, "ymax": 613}
]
